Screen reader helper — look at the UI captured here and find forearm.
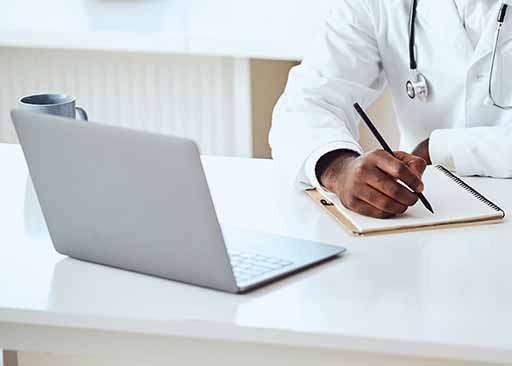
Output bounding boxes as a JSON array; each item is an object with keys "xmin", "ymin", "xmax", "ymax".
[
  {"xmin": 429, "ymin": 125, "xmax": 512, "ymax": 178},
  {"xmin": 269, "ymin": 1, "xmax": 383, "ymax": 189}
]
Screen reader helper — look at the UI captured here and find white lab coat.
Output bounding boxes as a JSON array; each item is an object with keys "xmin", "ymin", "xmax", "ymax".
[{"xmin": 270, "ymin": 0, "xmax": 512, "ymax": 190}]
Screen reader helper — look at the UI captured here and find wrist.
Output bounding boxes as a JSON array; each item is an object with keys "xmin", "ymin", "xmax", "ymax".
[
  {"xmin": 412, "ymin": 138, "xmax": 431, "ymax": 165},
  {"xmin": 316, "ymin": 150, "xmax": 359, "ymax": 191}
]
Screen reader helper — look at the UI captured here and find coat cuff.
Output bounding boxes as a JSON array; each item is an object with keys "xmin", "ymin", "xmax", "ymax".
[
  {"xmin": 303, "ymin": 141, "xmax": 363, "ymax": 190},
  {"xmin": 429, "ymin": 129, "xmax": 457, "ymax": 171}
]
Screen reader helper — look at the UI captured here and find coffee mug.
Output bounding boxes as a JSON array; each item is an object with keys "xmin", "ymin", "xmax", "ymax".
[{"xmin": 18, "ymin": 93, "xmax": 88, "ymax": 121}]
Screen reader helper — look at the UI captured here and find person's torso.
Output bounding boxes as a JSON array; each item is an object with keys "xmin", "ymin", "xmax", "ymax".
[
  {"xmin": 454, "ymin": 0, "xmax": 496, "ymax": 47},
  {"xmin": 367, "ymin": 0, "xmax": 511, "ymax": 150}
]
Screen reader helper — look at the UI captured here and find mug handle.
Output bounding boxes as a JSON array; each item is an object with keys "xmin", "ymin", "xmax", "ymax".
[{"xmin": 75, "ymin": 106, "xmax": 88, "ymax": 121}]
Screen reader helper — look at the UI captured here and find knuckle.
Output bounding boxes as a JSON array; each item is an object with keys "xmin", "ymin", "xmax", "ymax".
[
  {"xmin": 374, "ymin": 173, "xmax": 387, "ymax": 186},
  {"xmin": 410, "ymin": 177, "xmax": 421, "ymax": 190},
  {"xmin": 374, "ymin": 149, "xmax": 386, "ymax": 157},
  {"xmin": 368, "ymin": 150, "xmax": 384, "ymax": 162},
  {"xmin": 369, "ymin": 211, "xmax": 382, "ymax": 218},
  {"xmin": 388, "ymin": 184, "xmax": 402, "ymax": 198},
  {"xmin": 365, "ymin": 190, "xmax": 377, "ymax": 202},
  {"xmin": 356, "ymin": 207, "xmax": 369, "ymax": 216},
  {"xmin": 383, "ymin": 200, "xmax": 397, "ymax": 213},
  {"xmin": 396, "ymin": 164, "xmax": 408, "ymax": 176},
  {"xmin": 418, "ymin": 159, "xmax": 427, "ymax": 169},
  {"xmin": 361, "ymin": 207, "xmax": 377, "ymax": 217},
  {"xmin": 411, "ymin": 195, "xmax": 419, "ymax": 205},
  {"xmin": 394, "ymin": 151, "xmax": 405, "ymax": 159},
  {"xmin": 377, "ymin": 211, "xmax": 394, "ymax": 219},
  {"xmin": 406, "ymin": 194, "xmax": 419, "ymax": 206}
]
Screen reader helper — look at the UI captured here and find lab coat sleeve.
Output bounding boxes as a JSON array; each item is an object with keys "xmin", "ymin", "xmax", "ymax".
[
  {"xmin": 430, "ymin": 126, "xmax": 512, "ymax": 178},
  {"xmin": 269, "ymin": 0, "xmax": 385, "ymax": 190}
]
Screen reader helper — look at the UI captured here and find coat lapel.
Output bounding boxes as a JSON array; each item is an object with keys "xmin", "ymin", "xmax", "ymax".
[
  {"xmin": 416, "ymin": 0, "xmax": 473, "ymax": 57},
  {"xmin": 471, "ymin": 3, "xmax": 512, "ymax": 65}
]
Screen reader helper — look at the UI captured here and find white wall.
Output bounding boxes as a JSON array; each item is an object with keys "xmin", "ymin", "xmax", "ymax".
[
  {"xmin": 0, "ymin": 0, "xmax": 336, "ymax": 60},
  {"xmin": 0, "ymin": 0, "xmax": 401, "ymax": 157},
  {"xmin": 0, "ymin": 47, "xmax": 252, "ymax": 157},
  {"xmin": 0, "ymin": 49, "xmax": 399, "ymax": 161}
]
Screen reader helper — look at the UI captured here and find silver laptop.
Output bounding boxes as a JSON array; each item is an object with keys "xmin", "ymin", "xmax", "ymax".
[{"xmin": 11, "ymin": 110, "xmax": 346, "ymax": 293}]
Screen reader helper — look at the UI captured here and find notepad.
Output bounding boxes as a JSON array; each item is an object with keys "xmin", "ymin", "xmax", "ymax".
[{"xmin": 307, "ymin": 165, "xmax": 506, "ymax": 236}]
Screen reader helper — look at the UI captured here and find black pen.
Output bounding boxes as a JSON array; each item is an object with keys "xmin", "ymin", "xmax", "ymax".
[{"xmin": 353, "ymin": 102, "xmax": 434, "ymax": 214}]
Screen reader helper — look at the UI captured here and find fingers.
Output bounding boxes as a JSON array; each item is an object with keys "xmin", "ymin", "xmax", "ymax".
[
  {"xmin": 365, "ymin": 168, "xmax": 419, "ymax": 206},
  {"xmin": 357, "ymin": 184, "xmax": 408, "ymax": 215},
  {"xmin": 373, "ymin": 151, "xmax": 425, "ymax": 193},
  {"xmin": 394, "ymin": 151, "xmax": 427, "ymax": 177},
  {"xmin": 333, "ymin": 149, "xmax": 428, "ymax": 220},
  {"xmin": 346, "ymin": 197, "xmax": 395, "ymax": 219}
]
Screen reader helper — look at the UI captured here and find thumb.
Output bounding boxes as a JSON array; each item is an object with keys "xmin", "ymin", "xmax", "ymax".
[
  {"xmin": 394, "ymin": 151, "xmax": 427, "ymax": 177},
  {"xmin": 408, "ymin": 158, "xmax": 427, "ymax": 177}
]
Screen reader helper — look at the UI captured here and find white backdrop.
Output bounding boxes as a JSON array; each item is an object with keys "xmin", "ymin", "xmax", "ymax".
[{"xmin": 0, "ymin": 48, "xmax": 252, "ymax": 157}]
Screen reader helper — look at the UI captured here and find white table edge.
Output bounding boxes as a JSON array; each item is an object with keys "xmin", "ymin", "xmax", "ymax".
[{"xmin": 1, "ymin": 309, "xmax": 510, "ymax": 364}]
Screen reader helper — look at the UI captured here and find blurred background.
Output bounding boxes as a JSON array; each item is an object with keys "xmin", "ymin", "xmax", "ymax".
[{"xmin": 0, "ymin": 0, "xmax": 400, "ymax": 158}]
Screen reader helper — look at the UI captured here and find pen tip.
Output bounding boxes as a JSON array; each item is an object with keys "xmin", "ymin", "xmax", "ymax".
[{"xmin": 422, "ymin": 199, "xmax": 434, "ymax": 214}]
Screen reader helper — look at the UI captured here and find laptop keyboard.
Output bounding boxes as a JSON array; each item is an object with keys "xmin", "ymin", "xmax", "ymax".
[{"xmin": 228, "ymin": 250, "xmax": 294, "ymax": 283}]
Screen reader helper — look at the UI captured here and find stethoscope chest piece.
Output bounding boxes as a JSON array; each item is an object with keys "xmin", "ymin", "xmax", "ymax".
[
  {"xmin": 406, "ymin": 72, "xmax": 429, "ymax": 102},
  {"xmin": 406, "ymin": 0, "xmax": 511, "ymax": 109}
]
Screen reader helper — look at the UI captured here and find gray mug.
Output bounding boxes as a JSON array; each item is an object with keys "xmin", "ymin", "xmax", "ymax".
[{"xmin": 18, "ymin": 93, "xmax": 88, "ymax": 121}]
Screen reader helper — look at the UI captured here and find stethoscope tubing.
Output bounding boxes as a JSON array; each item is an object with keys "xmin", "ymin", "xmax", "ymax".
[
  {"xmin": 488, "ymin": 5, "xmax": 512, "ymax": 110},
  {"xmin": 407, "ymin": 1, "xmax": 511, "ymax": 109}
]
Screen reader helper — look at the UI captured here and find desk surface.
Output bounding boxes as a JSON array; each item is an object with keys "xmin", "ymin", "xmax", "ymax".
[{"xmin": 1, "ymin": 143, "xmax": 512, "ymax": 364}]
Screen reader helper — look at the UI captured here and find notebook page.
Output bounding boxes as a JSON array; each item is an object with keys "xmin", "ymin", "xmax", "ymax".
[{"xmin": 319, "ymin": 166, "xmax": 502, "ymax": 233}]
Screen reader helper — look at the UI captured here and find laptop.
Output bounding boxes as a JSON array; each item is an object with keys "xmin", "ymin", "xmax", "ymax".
[{"xmin": 11, "ymin": 110, "xmax": 346, "ymax": 293}]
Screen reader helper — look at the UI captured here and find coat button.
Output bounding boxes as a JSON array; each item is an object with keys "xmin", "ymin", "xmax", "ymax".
[{"xmin": 474, "ymin": 74, "xmax": 485, "ymax": 82}]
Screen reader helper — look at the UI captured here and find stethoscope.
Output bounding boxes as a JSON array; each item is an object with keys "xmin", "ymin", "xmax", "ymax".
[{"xmin": 406, "ymin": 0, "xmax": 512, "ymax": 110}]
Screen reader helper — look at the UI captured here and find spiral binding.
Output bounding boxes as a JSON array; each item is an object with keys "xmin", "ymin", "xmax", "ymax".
[{"xmin": 435, "ymin": 165, "xmax": 505, "ymax": 215}]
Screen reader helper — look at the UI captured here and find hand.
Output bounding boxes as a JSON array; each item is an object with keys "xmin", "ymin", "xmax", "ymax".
[
  {"xmin": 319, "ymin": 150, "xmax": 427, "ymax": 219},
  {"xmin": 412, "ymin": 138, "xmax": 432, "ymax": 165}
]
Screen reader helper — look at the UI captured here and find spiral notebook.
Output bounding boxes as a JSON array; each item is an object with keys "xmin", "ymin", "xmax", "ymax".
[{"xmin": 307, "ymin": 165, "xmax": 506, "ymax": 236}]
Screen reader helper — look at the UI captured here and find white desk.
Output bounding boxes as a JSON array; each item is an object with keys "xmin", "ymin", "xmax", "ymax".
[{"xmin": 1, "ymin": 143, "xmax": 512, "ymax": 366}]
